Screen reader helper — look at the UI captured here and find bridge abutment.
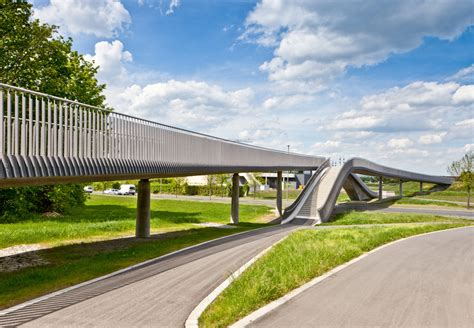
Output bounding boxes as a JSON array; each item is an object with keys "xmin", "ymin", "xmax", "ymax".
[
  {"xmin": 276, "ymin": 171, "xmax": 283, "ymax": 216},
  {"xmin": 136, "ymin": 179, "xmax": 151, "ymax": 238},
  {"xmin": 231, "ymin": 173, "xmax": 239, "ymax": 224}
]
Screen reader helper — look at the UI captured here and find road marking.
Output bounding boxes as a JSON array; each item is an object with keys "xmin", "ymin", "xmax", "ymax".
[{"xmin": 230, "ymin": 226, "xmax": 473, "ymax": 328}]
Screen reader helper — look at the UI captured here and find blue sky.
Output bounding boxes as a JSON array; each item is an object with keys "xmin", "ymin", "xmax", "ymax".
[{"xmin": 31, "ymin": 0, "xmax": 474, "ymax": 174}]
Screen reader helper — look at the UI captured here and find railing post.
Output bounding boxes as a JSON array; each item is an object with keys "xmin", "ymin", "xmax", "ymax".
[
  {"xmin": 231, "ymin": 173, "xmax": 239, "ymax": 224},
  {"xmin": 136, "ymin": 179, "xmax": 151, "ymax": 238},
  {"xmin": 378, "ymin": 177, "xmax": 383, "ymax": 201},
  {"xmin": 276, "ymin": 171, "xmax": 283, "ymax": 216}
]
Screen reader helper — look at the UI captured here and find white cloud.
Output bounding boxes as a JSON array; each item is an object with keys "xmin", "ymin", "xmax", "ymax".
[
  {"xmin": 34, "ymin": 0, "xmax": 131, "ymax": 37},
  {"xmin": 388, "ymin": 138, "xmax": 413, "ymax": 149},
  {"xmin": 418, "ymin": 133, "xmax": 446, "ymax": 145},
  {"xmin": 166, "ymin": 0, "xmax": 181, "ymax": 15},
  {"xmin": 85, "ymin": 40, "xmax": 133, "ymax": 85},
  {"xmin": 109, "ymin": 80, "xmax": 255, "ymax": 130},
  {"xmin": 244, "ymin": 0, "xmax": 472, "ymax": 88},
  {"xmin": 452, "ymin": 85, "xmax": 474, "ymax": 104},
  {"xmin": 448, "ymin": 64, "xmax": 474, "ymax": 82},
  {"xmin": 325, "ymin": 81, "xmax": 473, "ymax": 133}
]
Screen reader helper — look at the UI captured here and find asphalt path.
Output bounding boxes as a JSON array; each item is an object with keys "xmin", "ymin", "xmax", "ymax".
[
  {"xmin": 250, "ymin": 226, "xmax": 474, "ymax": 328},
  {"xmin": 0, "ymin": 224, "xmax": 306, "ymax": 327}
]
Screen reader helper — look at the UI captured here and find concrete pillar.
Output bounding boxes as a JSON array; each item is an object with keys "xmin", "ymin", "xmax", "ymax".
[
  {"xmin": 230, "ymin": 173, "xmax": 239, "ymax": 224},
  {"xmin": 276, "ymin": 171, "xmax": 283, "ymax": 216},
  {"xmin": 399, "ymin": 180, "xmax": 403, "ymax": 198},
  {"xmin": 420, "ymin": 181, "xmax": 423, "ymax": 193},
  {"xmin": 378, "ymin": 177, "xmax": 383, "ymax": 201},
  {"xmin": 136, "ymin": 179, "xmax": 151, "ymax": 238}
]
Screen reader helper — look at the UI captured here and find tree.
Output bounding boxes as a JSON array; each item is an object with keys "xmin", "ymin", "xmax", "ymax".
[
  {"xmin": 206, "ymin": 175, "xmax": 216, "ymax": 200},
  {"xmin": 448, "ymin": 152, "xmax": 473, "ymax": 208},
  {"xmin": 216, "ymin": 174, "xmax": 229, "ymax": 197},
  {"xmin": 0, "ymin": 0, "xmax": 107, "ymax": 219},
  {"xmin": 171, "ymin": 178, "xmax": 185, "ymax": 198}
]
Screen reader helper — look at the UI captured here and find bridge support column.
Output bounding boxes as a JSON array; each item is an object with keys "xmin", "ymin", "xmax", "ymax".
[
  {"xmin": 276, "ymin": 171, "xmax": 283, "ymax": 216},
  {"xmin": 231, "ymin": 173, "xmax": 240, "ymax": 224},
  {"xmin": 378, "ymin": 177, "xmax": 383, "ymax": 201},
  {"xmin": 136, "ymin": 179, "xmax": 151, "ymax": 238},
  {"xmin": 420, "ymin": 181, "xmax": 423, "ymax": 193},
  {"xmin": 399, "ymin": 180, "xmax": 403, "ymax": 198}
]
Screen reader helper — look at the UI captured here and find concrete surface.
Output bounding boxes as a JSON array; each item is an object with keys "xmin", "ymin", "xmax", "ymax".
[{"xmin": 250, "ymin": 227, "xmax": 474, "ymax": 328}]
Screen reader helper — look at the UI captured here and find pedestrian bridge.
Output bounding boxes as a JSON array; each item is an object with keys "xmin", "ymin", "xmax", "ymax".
[
  {"xmin": 0, "ymin": 83, "xmax": 324, "ymax": 187},
  {"xmin": 0, "ymin": 83, "xmax": 454, "ymax": 236}
]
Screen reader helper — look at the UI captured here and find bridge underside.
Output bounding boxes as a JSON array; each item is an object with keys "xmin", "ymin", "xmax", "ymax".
[{"xmin": 0, "ymin": 154, "xmax": 320, "ymax": 188}]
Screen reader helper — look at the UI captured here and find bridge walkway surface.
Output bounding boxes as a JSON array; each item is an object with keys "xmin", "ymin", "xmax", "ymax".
[{"xmin": 248, "ymin": 226, "xmax": 474, "ymax": 328}]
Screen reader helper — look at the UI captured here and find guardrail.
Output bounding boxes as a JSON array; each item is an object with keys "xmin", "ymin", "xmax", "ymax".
[{"xmin": 0, "ymin": 83, "xmax": 326, "ymax": 186}]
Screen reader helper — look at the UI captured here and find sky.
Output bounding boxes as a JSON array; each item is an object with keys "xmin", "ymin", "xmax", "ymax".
[{"xmin": 30, "ymin": 0, "xmax": 473, "ymax": 174}]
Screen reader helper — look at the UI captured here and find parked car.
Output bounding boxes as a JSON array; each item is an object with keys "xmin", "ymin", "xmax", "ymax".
[
  {"xmin": 103, "ymin": 188, "xmax": 119, "ymax": 195},
  {"xmin": 117, "ymin": 184, "xmax": 136, "ymax": 195},
  {"xmin": 84, "ymin": 186, "xmax": 93, "ymax": 193}
]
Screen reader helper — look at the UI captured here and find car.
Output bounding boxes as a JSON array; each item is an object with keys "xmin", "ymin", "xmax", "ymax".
[
  {"xmin": 84, "ymin": 186, "xmax": 93, "ymax": 193},
  {"xmin": 103, "ymin": 188, "xmax": 119, "ymax": 195},
  {"xmin": 118, "ymin": 184, "xmax": 136, "ymax": 195}
]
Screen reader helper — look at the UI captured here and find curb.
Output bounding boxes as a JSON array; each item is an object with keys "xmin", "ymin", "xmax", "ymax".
[{"xmin": 230, "ymin": 225, "xmax": 473, "ymax": 327}]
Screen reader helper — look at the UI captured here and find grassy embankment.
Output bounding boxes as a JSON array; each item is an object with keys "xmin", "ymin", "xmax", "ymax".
[
  {"xmin": 0, "ymin": 195, "xmax": 273, "ymax": 309},
  {"xmin": 200, "ymin": 212, "xmax": 471, "ymax": 327},
  {"xmin": 0, "ymin": 194, "xmax": 272, "ymax": 249}
]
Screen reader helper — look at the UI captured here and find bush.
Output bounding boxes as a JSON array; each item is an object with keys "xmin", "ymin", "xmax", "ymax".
[{"xmin": 0, "ymin": 184, "xmax": 87, "ymax": 222}]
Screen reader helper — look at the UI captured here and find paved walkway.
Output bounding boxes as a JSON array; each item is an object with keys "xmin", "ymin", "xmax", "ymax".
[
  {"xmin": 250, "ymin": 226, "xmax": 474, "ymax": 328},
  {"xmin": 0, "ymin": 224, "xmax": 304, "ymax": 327}
]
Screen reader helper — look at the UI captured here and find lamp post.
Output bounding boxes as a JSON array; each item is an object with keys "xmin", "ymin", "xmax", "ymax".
[{"xmin": 287, "ymin": 145, "xmax": 290, "ymax": 202}]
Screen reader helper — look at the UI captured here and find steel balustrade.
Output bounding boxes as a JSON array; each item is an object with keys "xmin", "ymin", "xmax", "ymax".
[{"xmin": 0, "ymin": 83, "xmax": 326, "ymax": 187}]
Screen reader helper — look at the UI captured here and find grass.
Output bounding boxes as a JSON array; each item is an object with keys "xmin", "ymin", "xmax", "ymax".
[
  {"xmin": 0, "ymin": 194, "xmax": 272, "ymax": 249},
  {"xmin": 322, "ymin": 211, "xmax": 470, "ymax": 226},
  {"xmin": 394, "ymin": 197, "xmax": 463, "ymax": 207},
  {"xmin": 0, "ymin": 225, "xmax": 264, "ymax": 309},
  {"xmin": 200, "ymin": 222, "xmax": 471, "ymax": 327},
  {"xmin": 252, "ymin": 189, "xmax": 302, "ymax": 200}
]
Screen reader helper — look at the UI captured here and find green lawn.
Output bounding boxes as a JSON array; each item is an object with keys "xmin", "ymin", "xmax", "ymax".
[
  {"xmin": 323, "ymin": 211, "xmax": 469, "ymax": 226},
  {"xmin": 394, "ymin": 197, "xmax": 463, "ymax": 207},
  {"xmin": 200, "ymin": 223, "xmax": 471, "ymax": 327},
  {"xmin": 0, "ymin": 225, "xmax": 263, "ymax": 309},
  {"xmin": 252, "ymin": 189, "xmax": 302, "ymax": 200},
  {"xmin": 0, "ymin": 195, "xmax": 272, "ymax": 249}
]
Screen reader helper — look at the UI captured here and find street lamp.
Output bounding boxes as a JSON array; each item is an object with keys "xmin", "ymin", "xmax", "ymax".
[{"xmin": 287, "ymin": 145, "xmax": 290, "ymax": 202}]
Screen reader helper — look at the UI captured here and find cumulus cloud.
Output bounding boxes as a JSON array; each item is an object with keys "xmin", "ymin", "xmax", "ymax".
[
  {"xmin": 34, "ymin": 0, "xmax": 131, "ymax": 37},
  {"xmin": 453, "ymin": 85, "xmax": 474, "ymax": 104},
  {"xmin": 108, "ymin": 80, "xmax": 254, "ymax": 130},
  {"xmin": 325, "ymin": 81, "xmax": 473, "ymax": 133},
  {"xmin": 85, "ymin": 40, "xmax": 133, "ymax": 84},
  {"xmin": 388, "ymin": 138, "xmax": 413, "ymax": 149},
  {"xmin": 418, "ymin": 133, "xmax": 446, "ymax": 145},
  {"xmin": 244, "ymin": 0, "xmax": 472, "ymax": 88}
]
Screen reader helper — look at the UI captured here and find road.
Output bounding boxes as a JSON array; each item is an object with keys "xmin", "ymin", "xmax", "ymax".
[
  {"xmin": 0, "ymin": 224, "xmax": 306, "ymax": 327},
  {"xmin": 249, "ymin": 226, "xmax": 474, "ymax": 328}
]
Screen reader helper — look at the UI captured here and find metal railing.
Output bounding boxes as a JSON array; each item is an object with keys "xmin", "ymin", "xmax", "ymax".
[{"xmin": 0, "ymin": 83, "xmax": 326, "ymax": 186}]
